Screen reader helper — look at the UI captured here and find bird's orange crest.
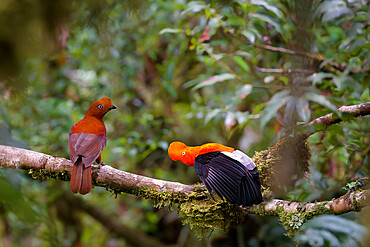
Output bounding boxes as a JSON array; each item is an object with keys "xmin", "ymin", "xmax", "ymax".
[
  {"xmin": 168, "ymin": 141, "xmax": 235, "ymax": 166},
  {"xmin": 168, "ymin": 141, "xmax": 198, "ymax": 166}
]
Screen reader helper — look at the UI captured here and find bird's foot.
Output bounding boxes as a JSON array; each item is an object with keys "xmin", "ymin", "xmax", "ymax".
[
  {"xmin": 92, "ymin": 163, "xmax": 105, "ymax": 169},
  {"xmin": 92, "ymin": 162, "xmax": 106, "ymax": 170}
]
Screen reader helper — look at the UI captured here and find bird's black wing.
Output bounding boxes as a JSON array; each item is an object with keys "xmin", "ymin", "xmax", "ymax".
[{"xmin": 194, "ymin": 151, "xmax": 262, "ymax": 206}]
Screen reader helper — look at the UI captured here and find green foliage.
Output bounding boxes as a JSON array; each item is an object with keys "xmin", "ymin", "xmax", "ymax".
[
  {"xmin": 294, "ymin": 215, "xmax": 366, "ymax": 247},
  {"xmin": 0, "ymin": 170, "xmax": 40, "ymax": 223}
]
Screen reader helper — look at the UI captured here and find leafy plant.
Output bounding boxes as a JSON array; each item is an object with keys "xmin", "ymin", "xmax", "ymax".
[{"xmin": 294, "ymin": 215, "xmax": 366, "ymax": 247}]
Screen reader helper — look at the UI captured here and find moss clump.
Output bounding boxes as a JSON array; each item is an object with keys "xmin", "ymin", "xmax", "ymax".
[
  {"xmin": 279, "ymin": 211, "xmax": 304, "ymax": 235},
  {"xmin": 28, "ymin": 168, "xmax": 70, "ymax": 181},
  {"xmin": 132, "ymin": 184, "xmax": 246, "ymax": 238},
  {"xmin": 132, "ymin": 186, "xmax": 190, "ymax": 209},
  {"xmin": 278, "ymin": 202, "xmax": 333, "ymax": 236},
  {"xmin": 351, "ymin": 189, "xmax": 366, "ymax": 211},
  {"xmin": 253, "ymin": 135, "xmax": 311, "ymax": 196},
  {"xmin": 343, "ymin": 177, "xmax": 368, "ymax": 192},
  {"xmin": 248, "ymin": 203, "xmax": 280, "ymax": 217},
  {"xmin": 253, "ymin": 150, "xmax": 276, "ymax": 196},
  {"xmin": 179, "ymin": 194, "xmax": 245, "ymax": 238}
]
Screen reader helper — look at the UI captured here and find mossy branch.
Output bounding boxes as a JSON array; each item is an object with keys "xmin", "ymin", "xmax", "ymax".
[
  {"xmin": 0, "ymin": 144, "xmax": 368, "ymax": 237},
  {"xmin": 247, "ymin": 179, "xmax": 369, "ymax": 236}
]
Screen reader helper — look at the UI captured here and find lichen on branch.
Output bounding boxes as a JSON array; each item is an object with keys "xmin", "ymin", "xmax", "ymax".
[{"xmin": 0, "ymin": 143, "xmax": 368, "ymax": 238}]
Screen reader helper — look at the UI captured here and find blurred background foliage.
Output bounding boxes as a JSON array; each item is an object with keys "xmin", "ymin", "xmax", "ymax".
[{"xmin": 0, "ymin": 0, "xmax": 369, "ymax": 246}]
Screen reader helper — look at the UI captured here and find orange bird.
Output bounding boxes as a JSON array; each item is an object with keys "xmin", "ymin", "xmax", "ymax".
[
  {"xmin": 168, "ymin": 142, "xmax": 262, "ymax": 206},
  {"xmin": 69, "ymin": 97, "xmax": 116, "ymax": 195}
]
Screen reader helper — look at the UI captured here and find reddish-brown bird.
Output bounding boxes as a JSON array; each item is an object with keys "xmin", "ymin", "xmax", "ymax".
[{"xmin": 69, "ymin": 97, "xmax": 116, "ymax": 195}]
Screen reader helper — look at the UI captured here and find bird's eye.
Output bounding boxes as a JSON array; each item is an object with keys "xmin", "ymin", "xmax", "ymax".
[
  {"xmin": 98, "ymin": 105, "xmax": 103, "ymax": 109},
  {"xmin": 182, "ymin": 152, "xmax": 185, "ymax": 155}
]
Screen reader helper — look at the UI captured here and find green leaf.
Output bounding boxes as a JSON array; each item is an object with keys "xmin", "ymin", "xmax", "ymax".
[
  {"xmin": 192, "ymin": 73, "xmax": 236, "ymax": 90},
  {"xmin": 253, "ymin": 103, "xmax": 265, "ymax": 114},
  {"xmin": 235, "ymin": 111, "xmax": 250, "ymax": 125},
  {"xmin": 232, "ymin": 56, "xmax": 250, "ymax": 72},
  {"xmin": 303, "ymin": 215, "xmax": 366, "ymax": 240},
  {"xmin": 181, "ymin": 1, "xmax": 207, "ymax": 16},
  {"xmin": 305, "ymin": 92, "xmax": 337, "ymax": 111},
  {"xmin": 182, "ymin": 75, "xmax": 208, "ymax": 89},
  {"xmin": 227, "ymin": 15, "xmax": 245, "ymax": 26},
  {"xmin": 205, "ymin": 109, "xmax": 221, "ymax": 123},
  {"xmin": 307, "ymin": 72, "xmax": 334, "ymax": 85},
  {"xmin": 241, "ymin": 30, "xmax": 256, "ymax": 43},
  {"xmin": 241, "ymin": 29, "xmax": 261, "ymax": 44},
  {"xmin": 284, "ymin": 97, "xmax": 297, "ymax": 124},
  {"xmin": 297, "ymin": 229, "xmax": 340, "ymax": 246},
  {"xmin": 251, "ymin": 0, "xmax": 283, "ymax": 18},
  {"xmin": 264, "ymin": 75, "xmax": 275, "ymax": 83},
  {"xmin": 236, "ymin": 84, "xmax": 253, "ymax": 99},
  {"xmin": 0, "ymin": 178, "xmax": 39, "ymax": 223},
  {"xmin": 260, "ymin": 90, "xmax": 291, "ymax": 128},
  {"xmin": 315, "ymin": 0, "xmax": 353, "ymax": 22},
  {"xmin": 322, "ymin": 6, "xmax": 353, "ymax": 22},
  {"xmin": 296, "ymin": 97, "xmax": 311, "ymax": 122},
  {"xmin": 332, "ymin": 75, "xmax": 346, "ymax": 90},
  {"xmin": 159, "ymin": 28, "xmax": 185, "ymax": 35},
  {"xmin": 296, "ymin": 215, "xmax": 366, "ymax": 247},
  {"xmin": 360, "ymin": 88, "xmax": 369, "ymax": 101},
  {"xmin": 249, "ymin": 13, "xmax": 282, "ymax": 34}
]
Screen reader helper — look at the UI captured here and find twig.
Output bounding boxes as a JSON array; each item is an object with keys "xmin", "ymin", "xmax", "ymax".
[
  {"xmin": 254, "ymin": 43, "xmax": 323, "ymax": 60},
  {"xmin": 305, "ymin": 102, "xmax": 370, "ymax": 137},
  {"xmin": 229, "ymin": 32, "xmax": 366, "ymax": 75},
  {"xmin": 253, "ymin": 43, "xmax": 369, "ymax": 74},
  {"xmin": 255, "ymin": 67, "xmax": 315, "ymax": 74}
]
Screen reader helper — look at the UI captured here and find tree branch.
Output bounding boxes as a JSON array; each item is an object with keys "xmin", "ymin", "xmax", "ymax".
[
  {"xmin": 254, "ymin": 43, "xmax": 316, "ymax": 58},
  {"xmin": 255, "ymin": 67, "xmax": 315, "ymax": 74},
  {"xmin": 254, "ymin": 43, "xmax": 369, "ymax": 74},
  {"xmin": 304, "ymin": 102, "xmax": 370, "ymax": 136},
  {"xmin": 255, "ymin": 66, "xmax": 315, "ymax": 74},
  {"xmin": 0, "ymin": 145, "xmax": 193, "ymax": 196},
  {"xmin": 248, "ymin": 186, "xmax": 368, "ymax": 216},
  {"xmin": 0, "ymin": 143, "xmax": 368, "ymax": 236}
]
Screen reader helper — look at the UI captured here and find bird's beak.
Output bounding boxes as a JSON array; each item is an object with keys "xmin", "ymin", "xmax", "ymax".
[{"xmin": 109, "ymin": 105, "xmax": 117, "ymax": 110}]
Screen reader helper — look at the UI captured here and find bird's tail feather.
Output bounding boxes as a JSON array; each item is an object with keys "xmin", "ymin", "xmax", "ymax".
[
  {"xmin": 79, "ymin": 166, "xmax": 92, "ymax": 195},
  {"xmin": 70, "ymin": 158, "xmax": 83, "ymax": 194},
  {"xmin": 70, "ymin": 158, "xmax": 92, "ymax": 195}
]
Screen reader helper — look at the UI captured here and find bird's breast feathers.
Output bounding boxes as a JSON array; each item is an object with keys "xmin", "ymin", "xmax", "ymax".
[{"xmin": 70, "ymin": 117, "xmax": 106, "ymax": 138}]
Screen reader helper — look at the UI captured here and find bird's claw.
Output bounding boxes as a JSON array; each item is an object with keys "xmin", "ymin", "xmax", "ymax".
[{"xmin": 92, "ymin": 162, "xmax": 105, "ymax": 169}]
